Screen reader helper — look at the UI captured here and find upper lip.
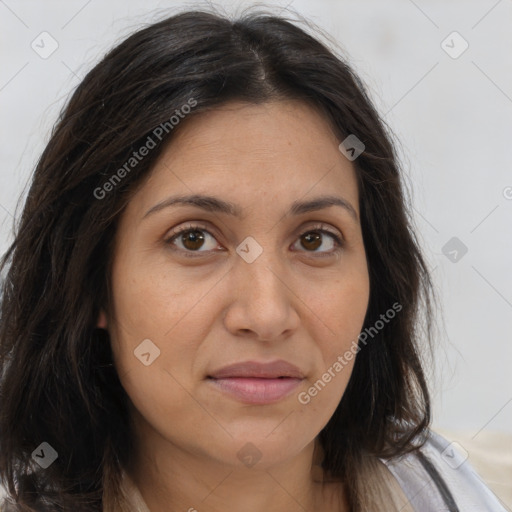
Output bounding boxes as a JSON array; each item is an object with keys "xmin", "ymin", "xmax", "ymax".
[{"xmin": 208, "ymin": 360, "xmax": 304, "ymax": 379}]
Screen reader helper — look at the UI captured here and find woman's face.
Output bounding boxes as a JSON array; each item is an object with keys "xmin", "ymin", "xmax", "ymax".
[{"xmin": 101, "ymin": 100, "xmax": 370, "ymax": 470}]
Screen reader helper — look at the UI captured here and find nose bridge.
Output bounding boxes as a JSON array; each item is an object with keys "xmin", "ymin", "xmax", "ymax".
[
  {"xmin": 226, "ymin": 238, "xmax": 299, "ymax": 339},
  {"xmin": 236, "ymin": 240, "xmax": 287, "ymax": 303}
]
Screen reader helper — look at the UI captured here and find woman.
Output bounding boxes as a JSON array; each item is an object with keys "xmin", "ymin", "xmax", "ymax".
[{"xmin": 0, "ymin": 7, "xmax": 505, "ymax": 512}]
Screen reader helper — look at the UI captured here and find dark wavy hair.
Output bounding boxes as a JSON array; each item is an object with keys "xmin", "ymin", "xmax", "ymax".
[{"xmin": 0, "ymin": 6, "xmax": 436, "ymax": 511}]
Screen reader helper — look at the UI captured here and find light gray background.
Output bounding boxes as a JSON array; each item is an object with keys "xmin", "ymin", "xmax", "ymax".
[{"xmin": 1, "ymin": 0, "xmax": 511, "ymax": 435}]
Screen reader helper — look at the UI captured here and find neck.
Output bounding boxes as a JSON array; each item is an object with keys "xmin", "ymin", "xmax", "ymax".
[{"xmin": 126, "ymin": 418, "xmax": 347, "ymax": 512}]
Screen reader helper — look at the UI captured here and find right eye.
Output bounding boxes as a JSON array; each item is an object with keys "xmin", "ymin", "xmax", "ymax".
[{"xmin": 164, "ymin": 223, "xmax": 222, "ymax": 256}]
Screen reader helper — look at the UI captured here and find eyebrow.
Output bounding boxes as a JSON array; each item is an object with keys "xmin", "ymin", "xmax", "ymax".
[{"xmin": 143, "ymin": 193, "xmax": 358, "ymax": 222}]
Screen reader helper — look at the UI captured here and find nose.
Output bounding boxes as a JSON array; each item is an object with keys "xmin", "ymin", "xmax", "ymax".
[{"xmin": 222, "ymin": 250, "xmax": 300, "ymax": 342}]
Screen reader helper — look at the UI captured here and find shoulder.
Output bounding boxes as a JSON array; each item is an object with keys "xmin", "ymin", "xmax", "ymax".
[
  {"xmin": 381, "ymin": 429, "xmax": 509, "ymax": 511},
  {"xmin": 433, "ymin": 428, "xmax": 512, "ymax": 508}
]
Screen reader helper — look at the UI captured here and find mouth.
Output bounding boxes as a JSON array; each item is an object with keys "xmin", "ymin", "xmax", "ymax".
[
  {"xmin": 207, "ymin": 376, "xmax": 303, "ymax": 404},
  {"xmin": 207, "ymin": 360, "xmax": 305, "ymax": 405}
]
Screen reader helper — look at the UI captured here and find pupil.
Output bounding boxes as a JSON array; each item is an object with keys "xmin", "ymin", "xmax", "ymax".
[
  {"xmin": 303, "ymin": 232, "xmax": 321, "ymax": 250},
  {"xmin": 184, "ymin": 230, "xmax": 204, "ymax": 250}
]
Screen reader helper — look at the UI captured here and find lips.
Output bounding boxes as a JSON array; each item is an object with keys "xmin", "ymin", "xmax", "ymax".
[
  {"xmin": 207, "ymin": 360, "xmax": 304, "ymax": 405},
  {"xmin": 208, "ymin": 360, "xmax": 304, "ymax": 379}
]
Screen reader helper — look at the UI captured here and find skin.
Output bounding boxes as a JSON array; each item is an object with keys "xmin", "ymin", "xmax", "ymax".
[{"xmin": 98, "ymin": 100, "xmax": 370, "ymax": 512}]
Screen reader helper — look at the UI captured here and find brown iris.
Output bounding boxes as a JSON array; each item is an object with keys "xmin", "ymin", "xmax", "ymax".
[
  {"xmin": 301, "ymin": 232, "xmax": 322, "ymax": 251},
  {"xmin": 181, "ymin": 230, "xmax": 205, "ymax": 250}
]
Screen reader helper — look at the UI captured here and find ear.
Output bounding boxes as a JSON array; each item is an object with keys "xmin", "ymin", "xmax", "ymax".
[{"xmin": 97, "ymin": 309, "xmax": 108, "ymax": 329}]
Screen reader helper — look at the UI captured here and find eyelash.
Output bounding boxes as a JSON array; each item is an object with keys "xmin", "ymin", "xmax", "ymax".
[{"xmin": 164, "ymin": 223, "xmax": 344, "ymax": 258}]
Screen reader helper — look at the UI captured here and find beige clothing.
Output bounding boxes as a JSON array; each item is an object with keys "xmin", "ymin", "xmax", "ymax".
[{"xmin": 119, "ymin": 471, "xmax": 151, "ymax": 512}]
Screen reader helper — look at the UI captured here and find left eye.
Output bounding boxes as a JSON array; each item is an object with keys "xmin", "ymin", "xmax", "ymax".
[
  {"xmin": 165, "ymin": 224, "xmax": 343, "ymax": 256},
  {"xmin": 291, "ymin": 229, "xmax": 342, "ymax": 253}
]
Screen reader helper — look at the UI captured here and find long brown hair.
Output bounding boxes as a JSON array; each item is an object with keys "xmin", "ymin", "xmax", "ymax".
[{"xmin": 0, "ymin": 7, "xmax": 435, "ymax": 511}]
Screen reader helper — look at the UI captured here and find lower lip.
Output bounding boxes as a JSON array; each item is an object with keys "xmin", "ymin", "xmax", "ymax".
[{"xmin": 208, "ymin": 377, "xmax": 303, "ymax": 404}]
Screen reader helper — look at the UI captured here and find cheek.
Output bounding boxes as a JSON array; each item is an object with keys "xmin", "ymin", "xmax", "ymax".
[
  {"xmin": 305, "ymin": 268, "xmax": 369, "ymax": 401},
  {"xmin": 109, "ymin": 297, "xmax": 201, "ymax": 393},
  {"xmin": 311, "ymin": 266, "xmax": 370, "ymax": 348},
  {"xmin": 110, "ymin": 256, "xmax": 179, "ymax": 330},
  {"xmin": 107, "ymin": 256, "xmax": 220, "ymax": 418},
  {"xmin": 107, "ymin": 269, "xmax": 215, "ymax": 449},
  {"xmin": 108, "ymin": 254, "xmax": 211, "ymax": 354}
]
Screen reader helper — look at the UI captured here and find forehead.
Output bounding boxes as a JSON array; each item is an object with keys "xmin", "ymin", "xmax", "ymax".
[{"xmin": 130, "ymin": 100, "xmax": 359, "ymax": 217}]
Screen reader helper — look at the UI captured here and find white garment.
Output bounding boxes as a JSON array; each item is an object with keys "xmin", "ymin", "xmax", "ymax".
[{"xmin": 383, "ymin": 430, "xmax": 507, "ymax": 511}]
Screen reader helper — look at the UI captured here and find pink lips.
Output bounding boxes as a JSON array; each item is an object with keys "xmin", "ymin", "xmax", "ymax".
[{"xmin": 207, "ymin": 360, "xmax": 304, "ymax": 405}]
